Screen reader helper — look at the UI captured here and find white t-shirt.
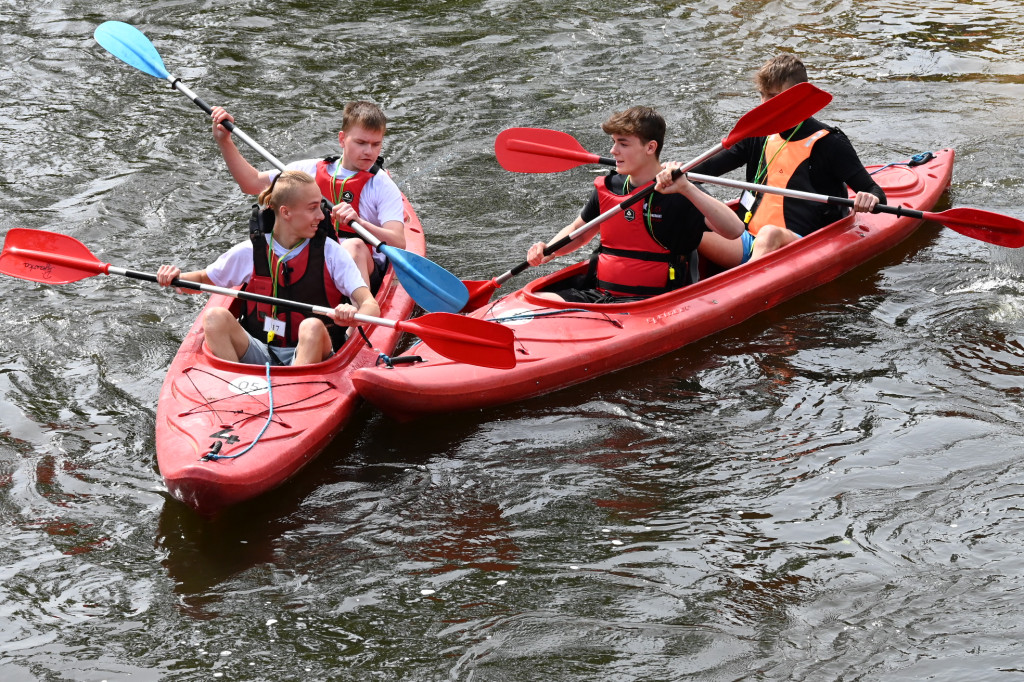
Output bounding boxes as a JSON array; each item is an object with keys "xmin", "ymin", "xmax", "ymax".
[
  {"xmin": 206, "ymin": 234, "xmax": 368, "ymax": 300},
  {"xmin": 271, "ymin": 158, "xmax": 405, "ymax": 228},
  {"xmin": 270, "ymin": 158, "xmax": 404, "ymax": 268}
]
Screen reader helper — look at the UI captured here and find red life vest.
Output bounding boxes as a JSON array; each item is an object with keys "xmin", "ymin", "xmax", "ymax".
[
  {"xmin": 747, "ymin": 128, "xmax": 830, "ymax": 236},
  {"xmin": 239, "ymin": 232, "xmax": 348, "ymax": 351},
  {"xmin": 314, "ymin": 157, "xmax": 379, "ymax": 240},
  {"xmin": 593, "ymin": 175, "xmax": 688, "ymax": 297}
]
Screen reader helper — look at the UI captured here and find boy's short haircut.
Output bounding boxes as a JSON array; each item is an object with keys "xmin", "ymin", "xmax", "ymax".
[
  {"xmin": 342, "ymin": 101, "xmax": 388, "ymax": 133},
  {"xmin": 601, "ymin": 106, "xmax": 666, "ymax": 158},
  {"xmin": 755, "ymin": 54, "xmax": 808, "ymax": 94}
]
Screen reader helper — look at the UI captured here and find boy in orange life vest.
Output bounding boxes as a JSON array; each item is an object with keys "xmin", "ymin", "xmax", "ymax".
[
  {"xmin": 155, "ymin": 171, "xmax": 379, "ymax": 367},
  {"xmin": 659, "ymin": 54, "xmax": 885, "ymax": 266},
  {"xmin": 526, "ymin": 107, "xmax": 744, "ymax": 303},
  {"xmin": 209, "ymin": 101, "xmax": 405, "ymax": 293}
]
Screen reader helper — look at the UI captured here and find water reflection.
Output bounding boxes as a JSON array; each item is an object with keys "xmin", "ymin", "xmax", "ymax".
[{"xmin": 3, "ymin": 0, "xmax": 1024, "ymax": 677}]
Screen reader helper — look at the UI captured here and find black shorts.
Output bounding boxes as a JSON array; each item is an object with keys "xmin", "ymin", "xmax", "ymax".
[{"xmin": 369, "ymin": 256, "xmax": 388, "ymax": 295}]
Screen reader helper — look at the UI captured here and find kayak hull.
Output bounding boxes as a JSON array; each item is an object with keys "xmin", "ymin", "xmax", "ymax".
[
  {"xmin": 155, "ymin": 198, "xmax": 424, "ymax": 515},
  {"xmin": 352, "ymin": 150, "xmax": 955, "ymax": 420}
]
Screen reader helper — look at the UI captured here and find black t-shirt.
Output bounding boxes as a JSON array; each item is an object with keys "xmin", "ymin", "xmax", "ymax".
[
  {"xmin": 690, "ymin": 117, "xmax": 886, "ymax": 235},
  {"xmin": 580, "ymin": 174, "xmax": 711, "ymax": 255}
]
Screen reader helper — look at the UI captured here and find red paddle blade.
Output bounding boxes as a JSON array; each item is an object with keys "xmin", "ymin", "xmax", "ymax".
[
  {"xmin": 928, "ymin": 207, "xmax": 1024, "ymax": 248},
  {"xmin": 399, "ymin": 312, "xmax": 516, "ymax": 369},
  {"xmin": 460, "ymin": 278, "xmax": 500, "ymax": 312},
  {"xmin": 495, "ymin": 127, "xmax": 602, "ymax": 173},
  {"xmin": 0, "ymin": 228, "xmax": 108, "ymax": 284},
  {"xmin": 722, "ymin": 82, "xmax": 833, "ymax": 148}
]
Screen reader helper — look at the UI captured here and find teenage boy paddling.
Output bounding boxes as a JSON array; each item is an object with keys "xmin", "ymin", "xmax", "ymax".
[
  {"xmin": 156, "ymin": 171, "xmax": 379, "ymax": 366},
  {"xmin": 210, "ymin": 101, "xmax": 405, "ymax": 292},
  {"xmin": 527, "ymin": 107, "xmax": 744, "ymax": 303},
  {"xmin": 659, "ymin": 54, "xmax": 885, "ymax": 266}
]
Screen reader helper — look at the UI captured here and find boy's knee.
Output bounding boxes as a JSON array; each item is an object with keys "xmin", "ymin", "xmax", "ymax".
[
  {"xmin": 345, "ymin": 240, "xmax": 372, "ymax": 261},
  {"xmin": 297, "ymin": 317, "xmax": 327, "ymax": 342},
  {"xmin": 758, "ymin": 225, "xmax": 787, "ymax": 249},
  {"xmin": 203, "ymin": 307, "xmax": 236, "ymax": 331}
]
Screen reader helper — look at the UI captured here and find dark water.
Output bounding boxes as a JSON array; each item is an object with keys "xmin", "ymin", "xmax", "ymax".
[{"xmin": 3, "ymin": 0, "xmax": 1024, "ymax": 679}]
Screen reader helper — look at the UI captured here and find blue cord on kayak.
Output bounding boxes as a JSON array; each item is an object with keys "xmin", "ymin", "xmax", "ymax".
[
  {"xmin": 201, "ymin": 362, "xmax": 274, "ymax": 461},
  {"xmin": 870, "ymin": 151, "xmax": 935, "ymax": 175}
]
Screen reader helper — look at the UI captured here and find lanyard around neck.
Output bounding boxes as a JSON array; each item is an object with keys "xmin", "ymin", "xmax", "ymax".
[
  {"xmin": 264, "ymin": 232, "xmax": 307, "ymax": 342},
  {"xmin": 754, "ymin": 122, "xmax": 804, "ymax": 184}
]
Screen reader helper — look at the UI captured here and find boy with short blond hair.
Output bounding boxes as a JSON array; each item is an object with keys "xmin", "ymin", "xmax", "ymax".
[{"xmin": 209, "ymin": 100, "xmax": 404, "ymax": 292}]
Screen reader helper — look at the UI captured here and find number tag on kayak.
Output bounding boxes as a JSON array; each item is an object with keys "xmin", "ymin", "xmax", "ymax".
[{"xmin": 264, "ymin": 317, "xmax": 286, "ymax": 337}]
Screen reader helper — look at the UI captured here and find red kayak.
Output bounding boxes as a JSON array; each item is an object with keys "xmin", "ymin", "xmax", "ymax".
[
  {"xmin": 155, "ymin": 197, "xmax": 424, "ymax": 515},
  {"xmin": 352, "ymin": 150, "xmax": 955, "ymax": 420}
]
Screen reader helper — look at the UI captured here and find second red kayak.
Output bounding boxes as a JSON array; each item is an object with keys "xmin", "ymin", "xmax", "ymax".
[{"xmin": 351, "ymin": 150, "xmax": 955, "ymax": 420}]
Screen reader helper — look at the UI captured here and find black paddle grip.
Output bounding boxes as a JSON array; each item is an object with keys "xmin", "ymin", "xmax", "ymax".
[
  {"xmin": 188, "ymin": 93, "xmax": 238, "ymax": 133},
  {"xmin": 824, "ymin": 196, "xmax": 925, "ymax": 220},
  {"xmin": 509, "ymin": 260, "xmax": 532, "ymax": 278},
  {"xmin": 190, "ymin": 95, "xmax": 214, "ymax": 115}
]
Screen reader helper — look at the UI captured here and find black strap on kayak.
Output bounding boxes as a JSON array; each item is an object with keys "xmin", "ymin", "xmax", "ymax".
[
  {"xmin": 375, "ymin": 354, "xmax": 425, "ymax": 368},
  {"xmin": 490, "ymin": 307, "xmax": 624, "ymax": 329},
  {"xmin": 356, "ymin": 324, "xmax": 427, "ymax": 368}
]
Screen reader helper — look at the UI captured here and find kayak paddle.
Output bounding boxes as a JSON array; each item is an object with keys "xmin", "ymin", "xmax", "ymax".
[
  {"xmin": 683, "ymin": 171, "xmax": 1024, "ymax": 249},
  {"xmin": 0, "ymin": 229, "xmax": 516, "ymax": 369},
  {"xmin": 462, "ymin": 82, "xmax": 834, "ymax": 310},
  {"xmin": 497, "ymin": 126, "xmax": 1024, "ymax": 249},
  {"xmin": 93, "ymin": 20, "xmax": 469, "ymax": 314},
  {"xmin": 495, "ymin": 82, "xmax": 831, "ymax": 176}
]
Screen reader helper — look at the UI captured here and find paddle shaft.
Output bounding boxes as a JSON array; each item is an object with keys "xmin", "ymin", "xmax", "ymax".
[
  {"xmin": 685, "ymin": 172, "xmax": 924, "ymax": 219},
  {"xmin": 556, "ymin": 139, "xmax": 924, "ymax": 220},
  {"xmin": 12, "ymin": 244, "xmax": 391, "ymax": 326},
  {"xmin": 148, "ymin": 268, "xmax": 388, "ymax": 325},
  {"xmin": 513, "ymin": 140, "xmax": 936, "ymax": 223},
  {"xmin": 163, "ymin": 77, "xmax": 383, "ymax": 249}
]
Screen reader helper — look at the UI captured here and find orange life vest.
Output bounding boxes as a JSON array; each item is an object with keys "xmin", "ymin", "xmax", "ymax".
[{"xmin": 746, "ymin": 128, "xmax": 830, "ymax": 236}]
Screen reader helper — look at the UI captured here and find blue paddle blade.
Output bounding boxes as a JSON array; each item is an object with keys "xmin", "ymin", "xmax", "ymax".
[
  {"xmin": 94, "ymin": 21, "xmax": 171, "ymax": 80},
  {"xmin": 381, "ymin": 245, "xmax": 469, "ymax": 313}
]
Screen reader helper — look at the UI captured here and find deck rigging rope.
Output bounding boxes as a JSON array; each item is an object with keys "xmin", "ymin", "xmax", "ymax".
[{"xmin": 202, "ymin": 362, "xmax": 275, "ymax": 461}]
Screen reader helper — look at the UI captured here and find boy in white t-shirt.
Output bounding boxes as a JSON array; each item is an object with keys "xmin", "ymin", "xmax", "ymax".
[
  {"xmin": 156, "ymin": 171, "xmax": 379, "ymax": 367},
  {"xmin": 210, "ymin": 101, "xmax": 405, "ymax": 291}
]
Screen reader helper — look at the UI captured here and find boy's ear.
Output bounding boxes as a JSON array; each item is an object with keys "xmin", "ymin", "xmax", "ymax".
[{"xmin": 645, "ymin": 139, "xmax": 658, "ymax": 156}]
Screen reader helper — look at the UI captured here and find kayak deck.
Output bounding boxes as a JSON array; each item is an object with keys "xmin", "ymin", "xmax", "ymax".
[
  {"xmin": 155, "ymin": 198, "xmax": 424, "ymax": 514},
  {"xmin": 352, "ymin": 150, "xmax": 955, "ymax": 420}
]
